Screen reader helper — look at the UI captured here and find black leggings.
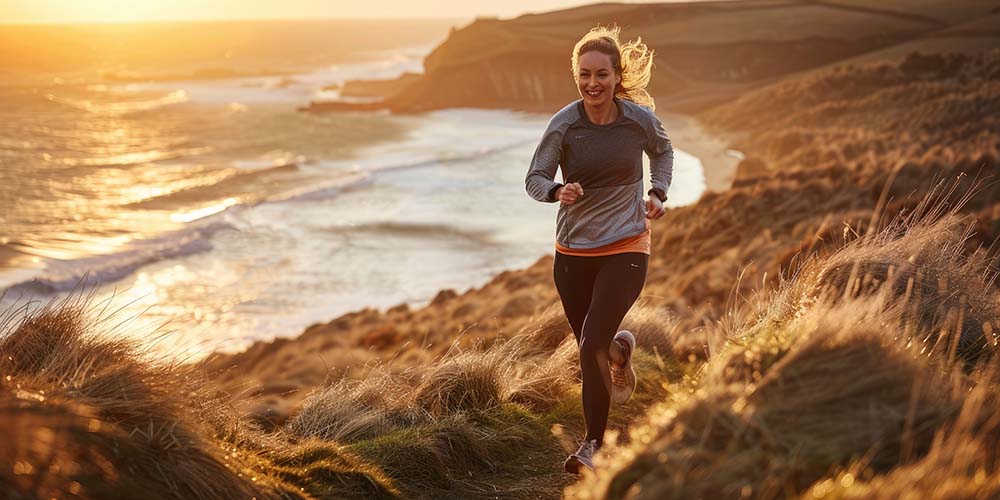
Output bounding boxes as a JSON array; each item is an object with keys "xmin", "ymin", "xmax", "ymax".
[{"xmin": 553, "ymin": 250, "xmax": 648, "ymax": 448}]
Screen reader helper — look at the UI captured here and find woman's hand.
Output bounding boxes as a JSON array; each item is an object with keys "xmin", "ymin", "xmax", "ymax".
[
  {"xmin": 557, "ymin": 182, "xmax": 584, "ymax": 206},
  {"xmin": 645, "ymin": 196, "xmax": 666, "ymax": 219}
]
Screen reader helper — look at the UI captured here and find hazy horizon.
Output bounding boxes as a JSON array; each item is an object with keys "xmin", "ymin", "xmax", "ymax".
[
  {"xmin": 0, "ymin": 0, "xmax": 734, "ymax": 25},
  {"xmin": 0, "ymin": 15, "xmax": 468, "ymax": 26}
]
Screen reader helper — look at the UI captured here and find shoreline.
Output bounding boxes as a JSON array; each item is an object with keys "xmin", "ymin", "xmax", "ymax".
[{"xmin": 667, "ymin": 112, "xmax": 740, "ymax": 193}]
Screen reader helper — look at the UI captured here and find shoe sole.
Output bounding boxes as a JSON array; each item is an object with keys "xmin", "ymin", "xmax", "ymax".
[
  {"xmin": 610, "ymin": 330, "xmax": 637, "ymax": 404},
  {"xmin": 563, "ymin": 455, "xmax": 593, "ymax": 474}
]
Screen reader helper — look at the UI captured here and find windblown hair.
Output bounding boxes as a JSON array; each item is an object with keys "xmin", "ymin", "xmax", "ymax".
[{"xmin": 571, "ymin": 25, "xmax": 656, "ymax": 110}]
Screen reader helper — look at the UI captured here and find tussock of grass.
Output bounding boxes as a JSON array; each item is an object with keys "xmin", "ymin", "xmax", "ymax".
[
  {"xmin": 802, "ymin": 366, "xmax": 1000, "ymax": 499},
  {"xmin": 520, "ymin": 303, "xmax": 574, "ymax": 354},
  {"xmin": 509, "ymin": 335, "xmax": 579, "ymax": 412},
  {"xmin": 0, "ymin": 295, "xmax": 398, "ymax": 500},
  {"xmin": 0, "ymin": 390, "xmax": 153, "ymax": 499},
  {"xmin": 287, "ymin": 371, "xmax": 422, "ymax": 443},
  {"xmin": 264, "ymin": 440, "xmax": 400, "ymax": 499},
  {"xmin": 414, "ymin": 346, "xmax": 513, "ymax": 415},
  {"xmin": 580, "ymin": 303, "xmax": 964, "ymax": 499},
  {"xmin": 346, "ymin": 415, "xmax": 498, "ymax": 490},
  {"xmin": 621, "ymin": 303, "xmax": 685, "ymax": 361},
  {"xmin": 784, "ymin": 184, "xmax": 998, "ymax": 366},
  {"xmin": 0, "ymin": 296, "xmax": 275, "ymax": 499}
]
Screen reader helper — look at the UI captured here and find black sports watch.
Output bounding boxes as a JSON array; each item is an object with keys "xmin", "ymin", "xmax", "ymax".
[
  {"xmin": 548, "ymin": 183, "xmax": 565, "ymax": 202},
  {"xmin": 648, "ymin": 188, "xmax": 667, "ymax": 203}
]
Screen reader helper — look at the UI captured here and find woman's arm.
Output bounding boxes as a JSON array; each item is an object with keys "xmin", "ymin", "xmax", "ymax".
[
  {"xmin": 644, "ymin": 111, "xmax": 673, "ymax": 203},
  {"xmin": 525, "ymin": 124, "xmax": 565, "ymax": 203},
  {"xmin": 525, "ymin": 103, "xmax": 581, "ymax": 203}
]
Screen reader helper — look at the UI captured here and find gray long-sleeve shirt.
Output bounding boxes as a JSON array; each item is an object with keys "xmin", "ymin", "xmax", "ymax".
[{"xmin": 525, "ymin": 97, "xmax": 673, "ymax": 249}]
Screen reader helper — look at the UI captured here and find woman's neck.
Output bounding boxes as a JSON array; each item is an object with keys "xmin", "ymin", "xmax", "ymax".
[{"xmin": 583, "ymin": 98, "xmax": 619, "ymax": 125}]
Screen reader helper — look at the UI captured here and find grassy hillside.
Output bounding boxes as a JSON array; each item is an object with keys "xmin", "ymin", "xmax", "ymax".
[
  {"xmin": 568, "ymin": 198, "xmax": 1000, "ymax": 499},
  {"xmin": 830, "ymin": 13, "xmax": 1000, "ymax": 65}
]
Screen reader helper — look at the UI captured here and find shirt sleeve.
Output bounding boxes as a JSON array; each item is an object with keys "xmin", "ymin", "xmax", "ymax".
[
  {"xmin": 525, "ymin": 117, "xmax": 565, "ymax": 203},
  {"xmin": 644, "ymin": 110, "xmax": 673, "ymax": 200}
]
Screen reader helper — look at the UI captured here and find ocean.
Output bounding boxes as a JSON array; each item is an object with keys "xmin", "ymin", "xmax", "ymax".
[{"xmin": 0, "ymin": 19, "xmax": 708, "ymax": 360}]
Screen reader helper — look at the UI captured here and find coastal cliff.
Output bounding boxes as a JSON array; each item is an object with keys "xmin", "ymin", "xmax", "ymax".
[{"xmin": 304, "ymin": 0, "xmax": 999, "ymax": 113}]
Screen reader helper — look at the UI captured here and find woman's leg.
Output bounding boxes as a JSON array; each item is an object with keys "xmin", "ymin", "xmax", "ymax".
[
  {"xmin": 578, "ymin": 252, "xmax": 648, "ymax": 447},
  {"xmin": 552, "ymin": 251, "xmax": 598, "ymax": 346}
]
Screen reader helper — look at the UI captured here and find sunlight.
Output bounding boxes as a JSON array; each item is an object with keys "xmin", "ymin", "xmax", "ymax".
[{"xmin": 169, "ymin": 197, "xmax": 240, "ymax": 223}]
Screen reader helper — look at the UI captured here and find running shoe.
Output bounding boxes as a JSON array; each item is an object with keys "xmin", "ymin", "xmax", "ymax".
[
  {"xmin": 563, "ymin": 438, "xmax": 598, "ymax": 474},
  {"xmin": 609, "ymin": 330, "xmax": 637, "ymax": 404}
]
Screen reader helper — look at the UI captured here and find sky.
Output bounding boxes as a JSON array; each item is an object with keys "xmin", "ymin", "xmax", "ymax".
[{"xmin": 0, "ymin": 0, "xmax": 717, "ymax": 24}]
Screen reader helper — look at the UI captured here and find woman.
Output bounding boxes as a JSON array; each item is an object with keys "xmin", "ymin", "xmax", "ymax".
[{"xmin": 524, "ymin": 25, "xmax": 672, "ymax": 474}]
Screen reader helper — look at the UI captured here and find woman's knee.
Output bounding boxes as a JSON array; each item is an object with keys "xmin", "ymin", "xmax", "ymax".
[{"xmin": 578, "ymin": 335, "xmax": 610, "ymax": 361}]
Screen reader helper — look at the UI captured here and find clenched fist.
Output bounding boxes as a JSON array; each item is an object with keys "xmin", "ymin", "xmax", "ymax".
[
  {"xmin": 557, "ymin": 182, "xmax": 584, "ymax": 206},
  {"xmin": 645, "ymin": 196, "xmax": 666, "ymax": 219}
]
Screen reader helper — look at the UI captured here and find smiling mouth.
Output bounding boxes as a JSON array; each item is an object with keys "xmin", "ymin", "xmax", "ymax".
[{"xmin": 585, "ymin": 89, "xmax": 603, "ymax": 97}]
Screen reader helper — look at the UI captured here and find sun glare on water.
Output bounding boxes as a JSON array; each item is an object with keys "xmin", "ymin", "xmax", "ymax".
[{"xmin": 170, "ymin": 197, "xmax": 241, "ymax": 223}]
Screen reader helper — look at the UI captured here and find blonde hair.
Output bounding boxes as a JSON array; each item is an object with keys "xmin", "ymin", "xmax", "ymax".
[{"xmin": 571, "ymin": 25, "xmax": 656, "ymax": 110}]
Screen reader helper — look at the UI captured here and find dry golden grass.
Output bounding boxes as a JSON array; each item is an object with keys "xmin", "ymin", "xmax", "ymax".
[
  {"xmin": 413, "ymin": 345, "xmax": 514, "ymax": 415},
  {"xmin": 565, "ymin": 184, "xmax": 1000, "ymax": 500},
  {"xmin": 620, "ymin": 302, "xmax": 686, "ymax": 361},
  {"xmin": 0, "ymin": 295, "xmax": 277, "ymax": 499},
  {"xmin": 0, "ymin": 294, "xmax": 404, "ymax": 499},
  {"xmin": 804, "ymin": 365, "xmax": 1000, "ymax": 499},
  {"xmin": 279, "ymin": 325, "xmax": 685, "ymax": 498},
  {"xmin": 286, "ymin": 370, "xmax": 419, "ymax": 443}
]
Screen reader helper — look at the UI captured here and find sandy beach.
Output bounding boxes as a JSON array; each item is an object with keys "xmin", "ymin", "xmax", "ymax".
[{"xmin": 665, "ymin": 113, "xmax": 742, "ymax": 193}]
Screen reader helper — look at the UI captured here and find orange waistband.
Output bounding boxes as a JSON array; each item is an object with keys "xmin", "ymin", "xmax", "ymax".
[{"xmin": 555, "ymin": 226, "xmax": 651, "ymax": 257}]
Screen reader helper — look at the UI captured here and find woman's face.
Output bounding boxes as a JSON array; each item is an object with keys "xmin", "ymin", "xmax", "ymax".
[{"xmin": 576, "ymin": 50, "xmax": 619, "ymax": 108}]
